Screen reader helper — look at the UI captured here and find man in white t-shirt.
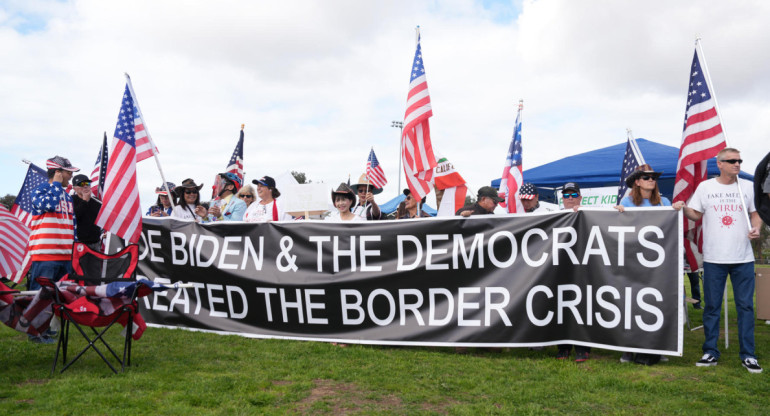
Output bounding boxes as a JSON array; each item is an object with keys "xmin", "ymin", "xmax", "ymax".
[{"xmin": 683, "ymin": 147, "xmax": 763, "ymax": 373}]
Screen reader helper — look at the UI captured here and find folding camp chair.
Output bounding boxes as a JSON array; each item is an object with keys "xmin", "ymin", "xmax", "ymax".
[{"xmin": 38, "ymin": 242, "xmax": 140, "ymax": 375}]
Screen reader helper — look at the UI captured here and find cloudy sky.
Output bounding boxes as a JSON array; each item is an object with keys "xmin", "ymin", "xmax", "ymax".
[{"xmin": 2, "ymin": 0, "xmax": 769, "ymax": 210}]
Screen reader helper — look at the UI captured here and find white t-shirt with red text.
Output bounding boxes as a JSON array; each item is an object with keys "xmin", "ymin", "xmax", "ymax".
[{"xmin": 688, "ymin": 178, "xmax": 756, "ymax": 263}]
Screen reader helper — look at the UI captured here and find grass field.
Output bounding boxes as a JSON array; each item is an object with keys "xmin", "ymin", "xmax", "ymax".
[{"xmin": 2, "ymin": 277, "xmax": 769, "ymax": 415}]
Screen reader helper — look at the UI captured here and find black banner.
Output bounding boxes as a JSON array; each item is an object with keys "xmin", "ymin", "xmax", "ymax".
[{"xmin": 135, "ymin": 209, "xmax": 683, "ymax": 355}]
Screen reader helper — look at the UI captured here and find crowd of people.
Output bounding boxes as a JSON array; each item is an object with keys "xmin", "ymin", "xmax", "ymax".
[{"xmin": 20, "ymin": 148, "xmax": 769, "ymax": 374}]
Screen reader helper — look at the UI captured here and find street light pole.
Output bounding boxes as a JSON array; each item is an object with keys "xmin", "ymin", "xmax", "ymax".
[{"xmin": 391, "ymin": 120, "xmax": 404, "ymax": 196}]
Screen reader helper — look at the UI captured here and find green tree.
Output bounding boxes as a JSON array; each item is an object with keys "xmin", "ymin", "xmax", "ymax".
[
  {"xmin": 291, "ymin": 171, "xmax": 311, "ymax": 184},
  {"xmin": 0, "ymin": 194, "xmax": 15, "ymax": 210}
]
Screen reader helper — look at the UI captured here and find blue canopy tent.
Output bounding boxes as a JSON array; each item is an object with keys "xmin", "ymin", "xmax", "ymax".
[
  {"xmin": 491, "ymin": 138, "xmax": 753, "ymax": 204},
  {"xmin": 379, "ymin": 194, "xmax": 437, "ymax": 216}
]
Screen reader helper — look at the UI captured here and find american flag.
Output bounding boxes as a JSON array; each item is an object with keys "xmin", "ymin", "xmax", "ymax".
[
  {"xmin": 499, "ymin": 101, "xmax": 524, "ymax": 213},
  {"xmin": 673, "ymin": 44, "xmax": 727, "ymax": 270},
  {"xmin": 401, "ymin": 31, "xmax": 437, "ymax": 200},
  {"xmin": 126, "ymin": 75, "xmax": 158, "ymax": 162},
  {"xmin": 5, "ymin": 163, "xmax": 46, "ymax": 283},
  {"xmin": 226, "ymin": 126, "xmax": 244, "ymax": 182},
  {"xmin": 617, "ymin": 135, "xmax": 645, "ymax": 203},
  {"xmin": 213, "ymin": 126, "xmax": 245, "ymax": 199},
  {"xmin": 96, "ymin": 84, "xmax": 142, "ymax": 244},
  {"xmin": 90, "ymin": 132, "xmax": 109, "ymax": 199},
  {"xmin": 366, "ymin": 148, "xmax": 387, "ymax": 189},
  {"xmin": 0, "ymin": 205, "xmax": 31, "ymax": 280},
  {"xmin": 10, "ymin": 163, "xmax": 47, "ymax": 226}
]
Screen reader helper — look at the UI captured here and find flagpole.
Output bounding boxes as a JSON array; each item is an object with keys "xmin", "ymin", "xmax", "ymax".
[
  {"xmin": 124, "ymin": 73, "xmax": 176, "ymax": 210},
  {"xmin": 695, "ymin": 39, "xmax": 751, "ymax": 231},
  {"xmin": 392, "ymin": 121, "xmax": 404, "ymax": 196}
]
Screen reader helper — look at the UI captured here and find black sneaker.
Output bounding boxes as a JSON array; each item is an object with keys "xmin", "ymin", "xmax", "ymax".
[
  {"xmin": 696, "ymin": 353, "xmax": 718, "ymax": 367},
  {"xmin": 575, "ymin": 351, "xmax": 589, "ymax": 363},
  {"xmin": 742, "ymin": 358, "xmax": 763, "ymax": 374},
  {"xmin": 556, "ymin": 349, "xmax": 570, "ymax": 360},
  {"xmin": 620, "ymin": 352, "xmax": 634, "ymax": 363}
]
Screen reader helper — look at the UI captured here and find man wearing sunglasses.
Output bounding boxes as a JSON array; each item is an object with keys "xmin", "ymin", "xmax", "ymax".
[
  {"xmin": 555, "ymin": 182, "xmax": 590, "ymax": 362},
  {"xmin": 683, "ymin": 147, "xmax": 763, "ymax": 373},
  {"xmin": 560, "ymin": 182, "xmax": 582, "ymax": 212},
  {"xmin": 71, "ymin": 174, "xmax": 103, "ymax": 251}
]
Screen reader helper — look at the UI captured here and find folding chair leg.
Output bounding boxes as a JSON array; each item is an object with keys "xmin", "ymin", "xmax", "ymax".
[{"xmin": 50, "ymin": 319, "xmax": 70, "ymax": 376}]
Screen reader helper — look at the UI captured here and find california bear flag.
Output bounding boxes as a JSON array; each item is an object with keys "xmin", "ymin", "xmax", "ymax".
[{"xmin": 433, "ymin": 154, "xmax": 467, "ymax": 216}]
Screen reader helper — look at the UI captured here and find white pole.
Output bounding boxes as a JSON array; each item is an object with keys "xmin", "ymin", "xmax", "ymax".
[
  {"xmin": 695, "ymin": 39, "xmax": 750, "ymax": 231},
  {"xmin": 124, "ymin": 73, "xmax": 176, "ymax": 210}
]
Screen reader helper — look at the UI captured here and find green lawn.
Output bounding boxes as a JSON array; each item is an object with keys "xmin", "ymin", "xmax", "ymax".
[{"xmin": 2, "ymin": 279, "xmax": 769, "ymax": 415}]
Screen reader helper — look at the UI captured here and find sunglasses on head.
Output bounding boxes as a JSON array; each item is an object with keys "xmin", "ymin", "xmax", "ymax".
[
  {"xmin": 563, "ymin": 193, "xmax": 580, "ymax": 199},
  {"xmin": 720, "ymin": 158, "xmax": 742, "ymax": 164},
  {"xmin": 184, "ymin": 190, "xmax": 198, "ymax": 195},
  {"xmin": 239, "ymin": 194, "xmax": 253, "ymax": 198}
]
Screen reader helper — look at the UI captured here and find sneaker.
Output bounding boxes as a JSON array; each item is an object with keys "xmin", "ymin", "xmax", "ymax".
[
  {"xmin": 575, "ymin": 351, "xmax": 589, "ymax": 363},
  {"xmin": 28, "ymin": 335, "xmax": 55, "ymax": 345},
  {"xmin": 742, "ymin": 358, "xmax": 763, "ymax": 374},
  {"xmin": 556, "ymin": 349, "xmax": 570, "ymax": 360},
  {"xmin": 620, "ymin": 352, "xmax": 634, "ymax": 363},
  {"xmin": 696, "ymin": 353, "xmax": 718, "ymax": 367}
]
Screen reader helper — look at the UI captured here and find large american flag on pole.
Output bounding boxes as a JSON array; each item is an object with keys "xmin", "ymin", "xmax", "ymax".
[
  {"xmin": 499, "ymin": 101, "xmax": 524, "ymax": 213},
  {"xmin": 95, "ymin": 84, "xmax": 142, "ymax": 244},
  {"xmin": 617, "ymin": 132, "xmax": 645, "ymax": 203},
  {"xmin": 90, "ymin": 132, "xmax": 109, "ymax": 199},
  {"xmin": 366, "ymin": 148, "xmax": 387, "ymax": 189},
  {"xmin": 673, "ymin": 44, "xmax": 727, "ymax": 270},
  {"xmin": 401, "ymin": 30, "xmax": 437, "ymax": 200}
]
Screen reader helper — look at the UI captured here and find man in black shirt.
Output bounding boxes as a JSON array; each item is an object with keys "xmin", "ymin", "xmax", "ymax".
[
  {"xmin": 71, "ymin": 174, "xmax": 103, "ymax": 250},
  {"xmin": 455, "ymin": 186, "xmax": 502, "ymax": 216}
]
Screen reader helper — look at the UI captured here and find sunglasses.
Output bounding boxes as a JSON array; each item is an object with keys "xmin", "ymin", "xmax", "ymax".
[
  {"xmin": 239, "ymin": 194, "xmax": 254, "ymax": 198},
  {"xmin": 405, "ymin": 195, "xmax": 413, "ymax": 200},
  {"xmin": 719, "ymin": 159, "xmax": 742, "ymax": 164},
  {"xmin": 640, "ymin": 175, "xmax": 657, "ymax": 181},
  {"xmin": 563, "ymin": 193, "xmax": 580, "ymax": 199},
  {"xmin": 76, "ymin": 181, "xmax": 91, "ymax": 187},
  {"xmin": 184, "ymin": 190, "xmax": 198, "ymax": 195}
]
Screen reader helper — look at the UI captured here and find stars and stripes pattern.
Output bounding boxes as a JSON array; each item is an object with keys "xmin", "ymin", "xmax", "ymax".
[
  {"xmin": 127, "ymin": 80, "xmax": 158, "ymax": 162},
  {"xmin": 96, "ymin": 84, "xmax": 142, "ymax": 244},
  {"xmin": 10, "ymin": 163, "xmax": 47, "ymax": 226},
  {"xmin": 0, "ymin": 205, "xmax": 31, "ymax": 280},
  {"xmin": 673, "ymin": 45, "xmax": 727, "ymax": 270},
  {"xmin": 401, "ymin": 32, "xmax": 438, "ymax": 200},
  {"xmin": 225, "ymin": 127, "xmax": 244, "ymax": 183},
  {"xmin": 90, "ymin": 132, "xmax": 109, "ymax": 199},
  {"xmin": 366, "ymin": 149, "xmax": 387, "ymax": 189},
  {"xmin": 499, "ymin": 102, "xmax": 524, "ymax": 213},
  {"xmin": 6, "ymin": 163, "xmax": 47, "ymax": 283},
  {"xmin": 617, "ymin": 136, "xmax": 645, "ymax": 202}
]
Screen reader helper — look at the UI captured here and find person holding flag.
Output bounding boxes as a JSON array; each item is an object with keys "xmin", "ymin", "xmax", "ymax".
[
  {"xmin": 207, "ymin": 172, "xmax": 247, "ymax": 222},
  {"xmin": 683, "ymin": 148, "xmax": 763, "ymax": 373},
  {"xmin": 351, "ymin": 174, "xmax": 384, "ymax": 220}
]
